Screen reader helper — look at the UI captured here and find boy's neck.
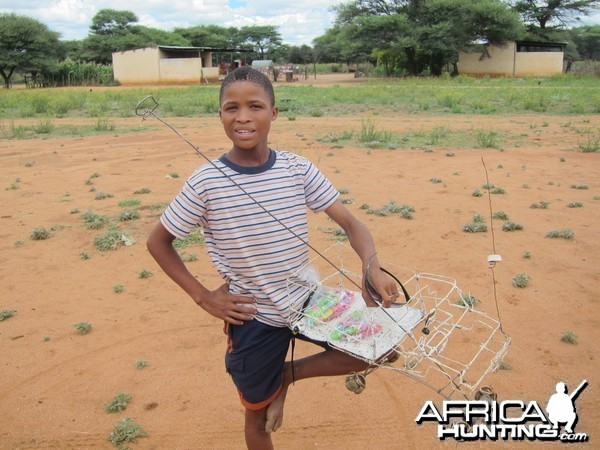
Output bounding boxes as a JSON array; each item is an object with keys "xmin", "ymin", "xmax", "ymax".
[{"xmin": 226, "ymin": 147, "xmax": 271, "ymax": 167}]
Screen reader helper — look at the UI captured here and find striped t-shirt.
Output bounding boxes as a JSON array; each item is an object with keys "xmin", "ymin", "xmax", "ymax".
[{"xmin": 161, "ymin": 149, "xmax": 339, "ymax": 327}]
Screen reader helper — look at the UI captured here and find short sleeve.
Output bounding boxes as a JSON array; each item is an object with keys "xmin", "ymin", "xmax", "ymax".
[
  {"xmin": 303, "ymin": 160, "xmax": 339, "ymax": 212},
  {"xmin": 160, "ymin": 179, "xmax": 208, "ymax": 239}
]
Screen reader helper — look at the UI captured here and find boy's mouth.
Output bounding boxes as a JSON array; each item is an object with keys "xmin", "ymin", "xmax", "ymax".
[{"xmin": 235, "ymin": 129, "xmax": 255, "ymax": 136}]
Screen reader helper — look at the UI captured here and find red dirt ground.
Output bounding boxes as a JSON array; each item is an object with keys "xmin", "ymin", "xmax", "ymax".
[{"xmin": 1, "ymin": 74, "xmax": 598, "ymax": 449}]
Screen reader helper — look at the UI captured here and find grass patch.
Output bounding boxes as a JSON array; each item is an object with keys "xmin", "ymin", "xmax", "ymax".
[
  {"xmin": 74, "ymin": 322, "xmax": 92, "ymax": 335},
  {"xmin": 457, "ymin": 293, "xmax": 480, "ymax": 308},
  {"xmin": 512, "ymin": 273, "xmax": 530, "ymax": 288},
  {"xmin": 366, "ymin": 200, "xmax": 414, "ymax": 219},
  {"xmin": 105, "ymin": 392, "xmax": 132, "ymax": 414},
  {"xmin": 560, "ymin": 331, "xmax": 578, "ymax": 345},
  {"xmin": 29, "ymin": 227, "xmax": 51, "ymax": 240},
  {"xmin": 566, "ymin": 201, "xmax": 583, "ymax": 208},
  {"xmin": 172, "ymin": 229, "xmax": 205, "ymax": 249},
  {"xmin": 318, "ymin": 226, "xmax": 348, "ymax": 242},
  {"xmin": 118, "ymin": 210, "xmax": 140, "ymax": 221},
  {"xmin": 94, "ymin": 225, "xmax": 126, "ymax": 251},
  {"xmin": 358, "ymin": 117, "xmax": 393, "ymax": 145},
  {"xmin": 578, "ymin": 135, "xmax": 600, "ymax": 152},
  {"xmin": 463, "ymin": 212, "xmax": 487, "ymax": 233},
  {"xmin": 95, "ymin": 192, "xmax": 114, "ymax": 200},
  {"xmin": 135, "ymin": 359, "xmax": 150, "ymax": 370},
  {"xmin": 498, "ymin": 359, "xmax": 513, "ymax": 370},
  {"xmin": 570, "ymin": 184, "xmax": 588, "ymax": 190},
  {"xmin": 545, "ymin": 229, "xmax": 574, "ymax": 240},
  {"xmin": 475, "ymin": 129, "xmax": 500, "ymax": 148},
  {"xmin": 108, "ymin": 417, "xmax": 148, "ymax": 449},
  {"xmin": 530, "ymin": 201, "xmax": 550, "ymax": 209},
  {"xmin": 82, "ymin": 210, "xmax": 109, "ymax": 229},
  {"xmin": 114, "ymin": 284, "xmax": 124, "ymax": 293},
  {"xmin": 502, "ymin": 221, "xmax": 523, "ymax": 231},
  {"xmin": 0, "ymin": 310, "xmax": 16, "ymax": 321},
  {"xmin": 118, "ymin": 199, "xmax": 141, "ymax": 207},
  {"xmin": 138, "ymin": 269, "xmax": 153, "ymax": 279}
]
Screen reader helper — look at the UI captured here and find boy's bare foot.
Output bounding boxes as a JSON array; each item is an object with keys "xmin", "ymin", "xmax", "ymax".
[{"xmin": 265, "ymin": 363, "xmax": 292, "ymax": 433}]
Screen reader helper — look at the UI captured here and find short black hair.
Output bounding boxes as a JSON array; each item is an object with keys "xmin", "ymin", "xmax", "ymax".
[{"xmin": 219, "ymin": 66, "xmax": 275, "ymax": 107}]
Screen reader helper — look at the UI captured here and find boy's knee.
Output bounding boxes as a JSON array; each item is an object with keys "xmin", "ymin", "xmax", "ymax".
[{"xmin": 245, "ymin": 407, "xmax": 268, "ymax": 433}]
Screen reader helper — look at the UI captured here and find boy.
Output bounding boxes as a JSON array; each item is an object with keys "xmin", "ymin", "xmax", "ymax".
[{"xmin": 147, "ymin": 67, "xmax": 399, "ymax": 449}]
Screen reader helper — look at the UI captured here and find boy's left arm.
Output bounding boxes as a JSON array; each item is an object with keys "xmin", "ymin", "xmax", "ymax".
[{"xmin": 325, "ymin": 200, "xmax": 399, "ymax": 307}]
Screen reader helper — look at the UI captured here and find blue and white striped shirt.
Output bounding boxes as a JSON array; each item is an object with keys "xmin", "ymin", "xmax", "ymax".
[{"xmin": 161, "ymin": 149, "xmax": 339, "ymax": 326}]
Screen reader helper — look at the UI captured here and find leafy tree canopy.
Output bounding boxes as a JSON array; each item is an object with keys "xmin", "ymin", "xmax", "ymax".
[
  {"xmin": 238, "ymin": 25, "xmax": 283, "ymax": 59},
  {"xmin": 0, "ymin": 13, "xmax": 61, "ymax": 88},
  {"xmin": 327, "ymin": 0, "xmax": 523, "ymax": 75},
  {"xmin": 512, "ymin": 0, "xmax": 599, "ymax": 31},
  {"xmin": 90, "ymin": 9, "xmax": 139, "ymax": 35}
]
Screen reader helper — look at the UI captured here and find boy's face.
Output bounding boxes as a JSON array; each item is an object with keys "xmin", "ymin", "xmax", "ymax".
[{"xmin": 219, "ymin": 81, "xmax": 278, "ymax": 154}]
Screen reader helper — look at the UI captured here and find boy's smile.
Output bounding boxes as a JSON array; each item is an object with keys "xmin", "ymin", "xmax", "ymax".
[{"xmin": 219, "ymin": 81, "xmax": 278, "ymax": 165}]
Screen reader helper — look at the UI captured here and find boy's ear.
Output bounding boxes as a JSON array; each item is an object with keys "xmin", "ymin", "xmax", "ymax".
[
  {"xmin": 218, "ymin": 108, "xmax": 223, "ymax": 122},
  {"xmin": 271, "ymin": 106, "xmax": 279, "ymax": 121}
]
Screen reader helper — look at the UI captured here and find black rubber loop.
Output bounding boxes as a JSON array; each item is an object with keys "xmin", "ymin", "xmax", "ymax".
[{"xmin": 364, "ymin": 267, "xmax": 411, "ymax": 305}]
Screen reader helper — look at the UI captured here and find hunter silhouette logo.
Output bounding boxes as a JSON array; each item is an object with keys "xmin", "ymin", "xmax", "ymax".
[
  {"xmin": 546, "ymin": 380, "xmax": 587, "ymax": 435},
  {"xmin": 415, "ymin": 380, "xmax": 589, "ymax": 442}
]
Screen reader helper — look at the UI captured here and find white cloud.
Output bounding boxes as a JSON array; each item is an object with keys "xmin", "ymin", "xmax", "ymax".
[{"xmin": 0, "ymin": 0, "xmax": 339, "ymax": 44}]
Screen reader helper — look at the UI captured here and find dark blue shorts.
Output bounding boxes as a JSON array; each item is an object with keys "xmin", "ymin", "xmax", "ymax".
[{"xmin": 225, "ymin": 319, "xmax": 331, "ymax": 410}]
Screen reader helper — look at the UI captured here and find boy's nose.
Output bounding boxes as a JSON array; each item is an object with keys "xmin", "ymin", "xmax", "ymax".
[{"xmin": 235, "ymin": 107, "xmax": 251, "ymax": 122}]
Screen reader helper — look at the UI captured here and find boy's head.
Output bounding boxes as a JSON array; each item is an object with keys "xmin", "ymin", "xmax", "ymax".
[{"xmin": 219, "ymin": 67, "xmax": 275, "ymax": 107}]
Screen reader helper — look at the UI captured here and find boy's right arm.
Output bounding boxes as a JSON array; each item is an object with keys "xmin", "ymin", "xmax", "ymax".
[{"xmin": 146, "ymin": 222, "xmax": 256, "ymax": 325}]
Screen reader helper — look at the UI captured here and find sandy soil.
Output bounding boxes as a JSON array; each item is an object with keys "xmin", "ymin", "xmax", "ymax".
[{"xmin": 1, "ymin": 74, "xmax": 598, "ymax": 449}]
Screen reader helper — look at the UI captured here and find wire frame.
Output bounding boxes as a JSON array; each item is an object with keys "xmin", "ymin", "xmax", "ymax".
[{"xmin": 287, "ymin": 243, "xmax": 511, "ymax": 400}]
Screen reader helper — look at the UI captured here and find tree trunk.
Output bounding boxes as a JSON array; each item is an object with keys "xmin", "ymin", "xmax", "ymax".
[
  {"xmin": 404, "ymin": 47, "xmax": 418, "ymax": 76},
  {"xmin": 430, "ymin": 54, "xmax": 444, "ymax": 76},
  {"xmin": 0, "ymin": 67, "xmax": 16, "ymax": 89}
]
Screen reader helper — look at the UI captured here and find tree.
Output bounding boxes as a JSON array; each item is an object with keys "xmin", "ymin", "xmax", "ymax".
[
  {"xmin": 512, "ymin": 0, "xmax": 600, "ymax": 36},
  {"xmin": 0, "ymin": 13, "xmax": 61, "ymax": 88},
  {"xmin": 90, "ymin": 9, "xmax": 138, "ymax": 35},
  {"xmin": 175, "ymin": 25, "xmax": 240, "ymax": 48},
  {"xmin": 326, "ymin": 0, "xmax": 523, "ymax": 76},
  {"xmin": 239, "ymin": 25, "xmax": 283, "ymax": 60},
  {"xmin": 81, "ymin": 9, "xmax": 190, "ymax": 64},
  {"xmin": 568, "ymin": 24, "xmax": 600, "ymax": 59}
]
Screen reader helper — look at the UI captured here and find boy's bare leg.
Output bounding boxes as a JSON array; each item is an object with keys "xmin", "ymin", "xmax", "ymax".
[
  {"xmin": 265, "ymin": 349, "xmax": 369, "ymax": 433},
  {"xmin": 245, "ymin": 407, "xmax": 273, "ymax": 450}
]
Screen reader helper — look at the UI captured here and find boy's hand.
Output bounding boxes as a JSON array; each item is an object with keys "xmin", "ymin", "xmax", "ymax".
[
  {"xmin": 363, "ymin": 267, "xmax": 401, "ymax": 308},
  {"xmin": 195, "ymin": 284, "xmax": 257, "ymax": 325}
]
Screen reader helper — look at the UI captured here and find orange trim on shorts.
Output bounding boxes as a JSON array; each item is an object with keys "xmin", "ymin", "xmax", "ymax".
[{"xmin": 239, "ymin": 383, "xmax": 282, "ymax": 411}]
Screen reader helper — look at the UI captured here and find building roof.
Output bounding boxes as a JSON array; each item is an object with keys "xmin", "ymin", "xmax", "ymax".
[{"xmin": 157, "ymin": 44, "xmax": 245, "ymax": 53}]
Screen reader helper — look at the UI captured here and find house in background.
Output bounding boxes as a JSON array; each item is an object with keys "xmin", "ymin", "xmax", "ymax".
[
  {"xmin": 458, "ymin": 41, "xmax": 567, "ymax": 77},
  {"xmin": 112, "ymin": 45, "xmax": 244, "ymax": 85}
]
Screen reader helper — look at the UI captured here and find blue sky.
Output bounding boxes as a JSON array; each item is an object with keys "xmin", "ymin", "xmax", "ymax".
[
  {"xmin": 0, "ymin": 0, "xmax": 340, "ymax": 45},
  {"xmin": 0, "ymin": 1, "xmax": 598, "ymax": 46}
]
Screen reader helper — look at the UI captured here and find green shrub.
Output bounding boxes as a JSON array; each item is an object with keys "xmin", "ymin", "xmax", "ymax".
[
  {"xmin": 560, "ymin": 331, "xmax": 578, "ymax": 344},
  {"xmin": 108, "ymin": 417, "xmax": 148, "ymax": 449},
  {"xmin": 94, "ymin": 226, "xmax": 125, "ymax": 251},
  {"xmin": 105, "ymin": 393, "xmax": 132, "ymax": 414},
  {"xmin": 0, "ymin": 310, "xmax": 16, "ymax": 321},
  {"xmin": 512, "ymin": 273, "xmax": 530, "ymax": 288},
  {"xmin": 545, "ymin": 229, "xmax": 574, "ymax": 240},
  {"xmin": 74, "ymin": 322, "xmax": 92, "ymax": 335},
  {"xmin": 30, "ymin": 227, "xmax": 51, "ymax": 240}
]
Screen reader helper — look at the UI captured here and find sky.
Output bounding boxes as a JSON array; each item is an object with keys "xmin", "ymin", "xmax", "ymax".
[
  {"xmin": 0, "ymin": 0, "xmax": 342, "ymax": 46},
  {"xmin": 1, "ymin": 1, "xmax": 598, "ymax": 47}
]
